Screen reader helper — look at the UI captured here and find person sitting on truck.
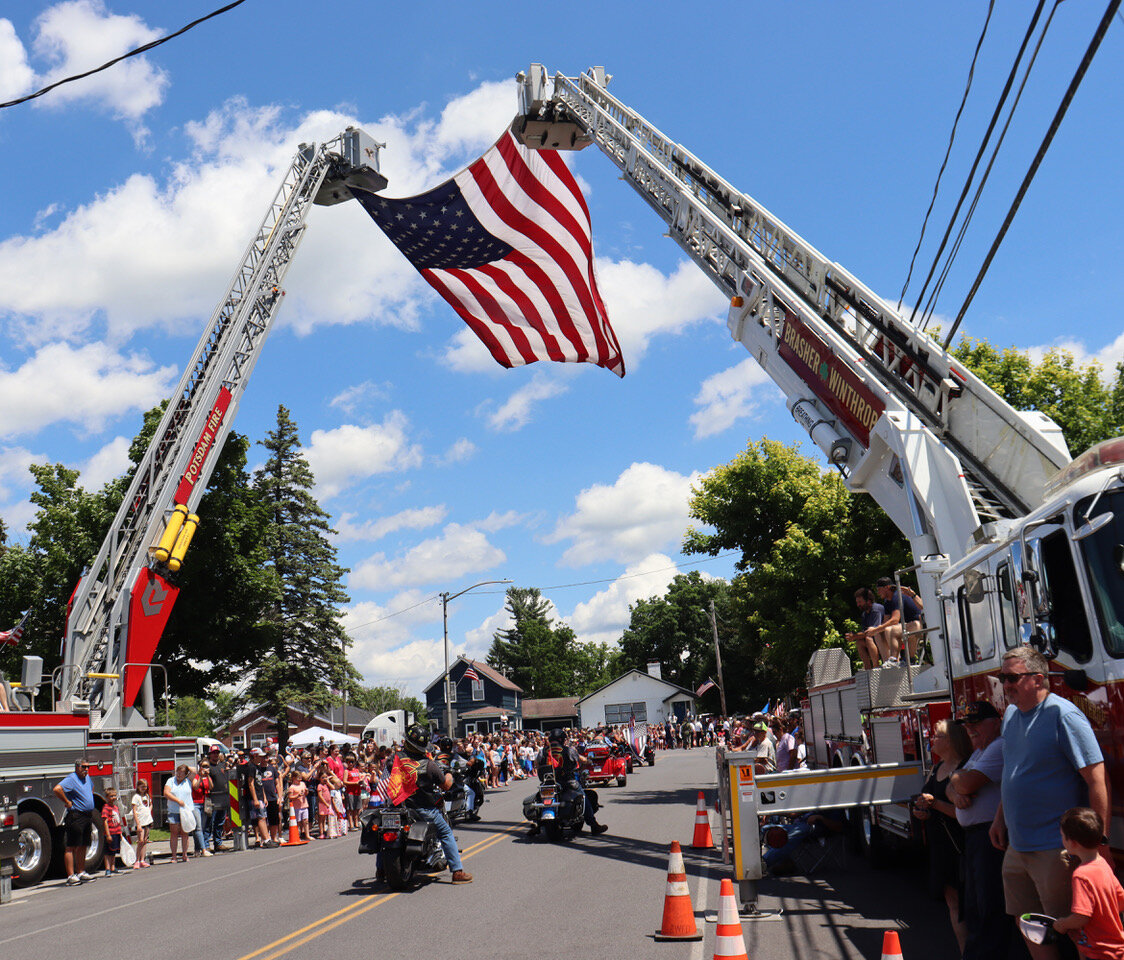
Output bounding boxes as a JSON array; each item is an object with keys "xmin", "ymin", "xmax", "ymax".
[
  {"xmin": 845, "ymin": 587, "xmax": 887, "ymax": 669},
  {"xmin": 873, "ymin": 577, "xmax": 924, "ymax": 665}
]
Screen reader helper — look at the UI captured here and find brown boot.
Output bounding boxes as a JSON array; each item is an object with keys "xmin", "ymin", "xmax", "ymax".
[{"xmin": 450, "ymin": 869, "xmax": 473, "ymax": 883}]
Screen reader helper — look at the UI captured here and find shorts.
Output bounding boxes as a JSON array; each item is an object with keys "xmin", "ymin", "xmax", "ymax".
[
  {"xmin": 295, "ymin": 806, "xmax": 309, "ymax": 822},
  {"xmin": 249, "ymin": 804, "xmax": 264, "ymax": 821},
  {"xmin": 266, "ymin": 801, "xmax": 280, "ymax": 826},
  {"xmin": 64, "ymin": 810, "xmax": 93, "ymax": 847},
  {"xmin": 1002, "ymin": 847, "xmax": 1072, "ymax": 918},
  {"xmin": 346, "ymin": 794, "xmax": 361, "ymax": 812},
  {"xmin": 106, "ymin": 834, "xmax": 121, "ymax": 854}
]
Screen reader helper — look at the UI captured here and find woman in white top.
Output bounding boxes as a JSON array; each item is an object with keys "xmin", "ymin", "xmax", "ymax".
[
  {"xmin": 163, "ymin": 764, "xmax": 195, "ymax": 863},
  {"xmin": 131, "ymin": 779, "xmax": 154, "ymax": 868}
]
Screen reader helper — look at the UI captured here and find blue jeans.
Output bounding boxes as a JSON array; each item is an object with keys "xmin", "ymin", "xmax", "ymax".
[
  {"xmin": 192, "ymin": 805, "xmax": 207, "ymax": 853},
  {"xmin": 464, "ymin": 784, "xmax": 475, "ymax": 813},
  {"xmin": 202, "ymin": 805, "xmax": 227, "ymax": 849},
  {"xmin": 562, "ymin": 779, "xmax": 597, "ymax": 827},
  {"xmin": 961, "ymin": 824, "xmax": 1011, "ymax": 959},
  {"xmin": 764, "ymin": 818, "xmax": 814, "ymax": 869},
  {"xmin": 412, "ymin": 806, "xmax": 462, "ymax": 872}
]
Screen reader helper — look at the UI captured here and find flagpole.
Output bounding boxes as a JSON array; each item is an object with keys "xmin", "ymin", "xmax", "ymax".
[{"xmin": 708, "ymin": 600, "xmax": 728, "ymax": 717}]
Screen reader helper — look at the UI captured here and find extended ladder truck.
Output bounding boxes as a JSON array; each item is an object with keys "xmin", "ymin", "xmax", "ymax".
[
  {"xmin": 510, "ymin": 65, "xmax": 1124, "ymax": 909},
  {"xmin": 0, "ymin": 126, "xmax": 388, "ymax": 888}
]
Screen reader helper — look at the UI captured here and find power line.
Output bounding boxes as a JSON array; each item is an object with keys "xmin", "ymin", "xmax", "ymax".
[
  {"xmin": 897, "ymin": 0, "xmax": 996, "ymax": 315},
  {"xmin": 945, "ymin": 0, "xmax": 1123, "ymax": 347},
  {"xmin": 0, "ymin": 0, "xmax": 248, "ymax": 111}
]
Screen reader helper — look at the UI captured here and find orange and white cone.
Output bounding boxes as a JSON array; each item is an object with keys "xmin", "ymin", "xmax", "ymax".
[
  {"xmin": 713, "ymin": 878, "xmax": 749, "ymax": 960},
  {"xmin": 280, "ymin": 806, "xmax": 307, "ymax": 847},
  {"xmin": 880, "ymin": 930, "xmax": 904, "ymax": 960},
  {"xmin": 691, "ymin": 791, "xmax": 715, "ymax": 849},
  {"xmin": 654, "ymin": 841, "xmax": 702, "ymax": 941}
]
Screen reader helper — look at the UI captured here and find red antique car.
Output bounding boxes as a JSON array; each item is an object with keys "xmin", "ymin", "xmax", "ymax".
[{"xmin": 582, "ymin": 744, "xmax": 628, "ymax": 787}]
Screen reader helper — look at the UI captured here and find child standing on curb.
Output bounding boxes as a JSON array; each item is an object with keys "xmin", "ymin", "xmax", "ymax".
[
  {"xmin": 131, "ymin": 780, "xmax": 153, "ymax": 867},
  {"xmin": 1053, "ymin": 807, "xmax": 1124, "ymax": 959},
  {"xmin": 101, "ymin": 788, "xmax": 126, "ymax": 877}
]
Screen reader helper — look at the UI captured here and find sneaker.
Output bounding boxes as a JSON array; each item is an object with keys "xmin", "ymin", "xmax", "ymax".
[
  {"xmin": 66, "ymin": 874, "xmax": 81, "ymax": 886},
  {"xmin": 201, "ymin": 849, "xmax": 213, "ymax": 857},
  {"xmin": 881, "ymin": 658, "xmax": 899, "ymax": 669},
  {"xmin": 450, "ymin": 870, "xmax": 473, "ymax": 883},
  {"xmin": 104, "ymin": 869, "xmax": 112, "ymax": 878},
  {"xmin": 78, "ymin": 872, "xmax": 96, "ymax": 882}
]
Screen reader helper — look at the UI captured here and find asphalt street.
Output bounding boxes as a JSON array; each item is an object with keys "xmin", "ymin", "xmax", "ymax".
[{"xmin": 0, "ymin": 750, "xmax": 957, "ymax": 960}]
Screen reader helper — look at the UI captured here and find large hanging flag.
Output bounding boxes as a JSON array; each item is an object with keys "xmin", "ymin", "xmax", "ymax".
[
  {"xmin": 354, "ymin": 130, "xmax": 624, "ymax": 376},
  {"xmin": 696, "ymin": 678, "xmax": 717, "ymax": 697},
  {"xmin": 0, "ymin": 611, "xmax": 28, "ymax": 647}
]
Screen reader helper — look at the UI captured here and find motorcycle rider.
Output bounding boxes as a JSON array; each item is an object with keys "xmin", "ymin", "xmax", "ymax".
[
  {"xmin": 454, "ymin": 739, "xmax": 484, "ymax": 822},
  {"xmin": 401, "ymin": 724, "xmax": 473, "ymax": 883},
  {"xmin": 530, "ymin": 729, "xmax": 608, "ymax": 836}
]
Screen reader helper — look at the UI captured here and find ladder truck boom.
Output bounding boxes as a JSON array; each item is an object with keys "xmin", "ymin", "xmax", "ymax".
[{"xmin": 59, "ymin": 128, "xmax": 387, "ymax": 730}]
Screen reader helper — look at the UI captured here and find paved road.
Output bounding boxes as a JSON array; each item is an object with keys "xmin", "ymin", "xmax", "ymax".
[{"xmin": 1, "ymin": 750, "xmax": 957, "ymax": 960}]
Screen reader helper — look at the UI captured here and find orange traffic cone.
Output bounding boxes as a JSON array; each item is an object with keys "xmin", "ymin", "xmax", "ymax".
[
  {"xmin": 654, "ymin": 841, "xmax": 702, "ymax": 941},
  {"xmin": 691, "ymin": 791, "xmax": 715, "ymax": 849},
  {"xmin": 713, "ymin": 878, "xmax": 749, "ymax": 960},
  {"xmin": 880, "ymin": 931, "xmax": 904, "ymax": 960},
  {"xmin": 280, "ymin": 806, "xmax": 308, "ymax": 847}
]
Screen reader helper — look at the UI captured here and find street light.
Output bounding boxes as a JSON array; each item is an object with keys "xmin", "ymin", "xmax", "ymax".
[{"xmin": 440, "ymin": 579, "xmax": 512, "ymax": 735}]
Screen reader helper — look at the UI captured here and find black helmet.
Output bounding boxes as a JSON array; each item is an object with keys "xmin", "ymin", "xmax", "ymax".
[
  {"xmin": 437, "ymin": 736, "xmax": 454, "ymax": 755},
  {"xmin": 403, "ymin": 724, "xmax": 430, "ymax": 757},
  {"xmin": 548, "ymin": 727, "xmax": 565, "ymax": 745}
]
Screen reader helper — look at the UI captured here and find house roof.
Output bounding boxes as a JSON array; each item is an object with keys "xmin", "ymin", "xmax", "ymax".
[
  {"xmin": 522, "ymin": 697, "xmax": 580, "ymax": 719},
  {"xmin": 219, "ymin": 702, "xmax": 376, "ymax": 734},
  {"xmin": 576, "ymin": 669, "xmax": 698, "ymax": 705},
  {"xmin": 457, "ymin": 705, "xmax": 516, "ymax": 719},
  {"xmin": 423, "ymin": 657, "xmax": 523, "ymax": 695}
]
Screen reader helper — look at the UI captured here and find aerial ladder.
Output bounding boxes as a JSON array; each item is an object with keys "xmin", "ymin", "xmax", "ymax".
[
  {"xmin": 511, "ymin": 65, "xmax": 1072, "ymax": 692},
  {"xmin": 56, "ymin": 128, "xmax": 388, "ymax": 731}
]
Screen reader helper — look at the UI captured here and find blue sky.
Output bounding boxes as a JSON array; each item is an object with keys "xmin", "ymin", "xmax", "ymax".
[{"xmin": 0, "ymin": 2, "xmax": 1121, "ymax": 698}]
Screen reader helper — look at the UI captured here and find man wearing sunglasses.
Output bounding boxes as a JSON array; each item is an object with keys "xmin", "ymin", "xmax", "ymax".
[{"xmin": 988, "ymin": 646, "xmax": 1107, "ymax": 960}]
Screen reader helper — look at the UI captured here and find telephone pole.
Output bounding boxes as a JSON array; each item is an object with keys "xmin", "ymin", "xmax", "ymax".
[{"xmin": 708, "ymin": 599, "xmax": 728, "ymax": 716}]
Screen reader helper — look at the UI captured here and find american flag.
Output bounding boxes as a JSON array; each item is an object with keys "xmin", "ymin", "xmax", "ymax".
[
  {"xmin": 0, "ymin": 611, "xmax": 28, "ymax": 647},
  {"xmin": 462, "ymin": 665, "xmax": 481, "ymax": 684},
  {"xmin": 354, "ymin": 130, "xmax": 624, "ymax": 376},
  {"xmin": 371, "ymin": 772, "xmax": 392, "ymax": 804},
  {"xmin": 696, "ymin": 678, "xmax": 716, "ymax": 697}
]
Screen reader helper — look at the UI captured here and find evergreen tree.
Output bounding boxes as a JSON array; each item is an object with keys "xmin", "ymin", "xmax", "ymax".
[{"xmin": 248, "ymin": 405, "xmax": 352, "ymax": 751}]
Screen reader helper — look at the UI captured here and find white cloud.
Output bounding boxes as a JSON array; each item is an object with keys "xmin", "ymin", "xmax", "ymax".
[
  {"xmin": 343, "ymin": 592, "xmax": 443, "ymax": 691},
  {"xmin": 0, "ymin": 19, "xmax": 33, "ymax": 101},
  {"xmin": 439, "ymin": 437, "xmax": 477, "ymax": 464},
  {"xmin": 335, "ymin": 505, "xmax": 447, "ymax": 543},
  {"xmin": 566, "ymin": 554, "xmax": 681, "ymax": 646},
  {"xmin": 481, "ymin": 373, "xmax": 570, "ymax": 432},
  {"xmin": 474, "ymin": 510, "xmax": 524, "ymax": 533},
  {"xmin": 328, "ymin": 380, "xmax": 391, "ymax": 415},
  {"xmin": 595, "ymin": 259, "xmax": 726, "ymax": 365},
  {"xmin": 546, "ymin": 462, "xmax": 704, "ymax": 567},
  {"xmin": 32, "ymin": 1, "xmax": 167, "ymax": 126},
  {"xmin": 350, "ymin": 522, "xmax": 505, "ymax": 590},
  {"xmin": 77, "ymin": 435, "xmax": 130, "ymax": 490},
  {"xmin": 1025, "ymin": 331, "xmax": 1124, "ymax": 375},
  {"xmin": 0, "ymin": 446, "xmax": 41, "ymax": 504},
  {"xmin": 690, "ymin": 357, "xmax": 784, "ymax": 439},
  {"xmin": 0, "ymin": 342, "xmax": 175, "ymax": 439},
  {"xmin": 305, "ymin": 412, "xmax": 424, "ymax": 499},
  {"xmin": 440, "ymin": 327, "xmax": 506, "ymax": 374}
]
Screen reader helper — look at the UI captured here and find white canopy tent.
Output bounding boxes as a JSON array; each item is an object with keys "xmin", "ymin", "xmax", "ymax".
[{"xmin": 288, "ymin": 725, "xmax": 360, "ymax": 747}]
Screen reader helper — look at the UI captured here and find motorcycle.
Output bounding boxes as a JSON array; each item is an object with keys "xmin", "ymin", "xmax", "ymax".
[
  {"xmin": 522, "ymin": 771, "xmax": 597, "ymax": 842},
  {"xmin": 358, "ymin": 804, "xmax": 447, "ymax": 890},
  {"xmin": 438, "ymin": 759, "xmax": 470, "ymax": 824},
  {"xmin": 642, "ymin": 741, "xmax": 656, "ymax": 766}
]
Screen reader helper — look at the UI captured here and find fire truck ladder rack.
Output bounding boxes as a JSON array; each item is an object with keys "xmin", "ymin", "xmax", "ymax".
[
  {"xmin": 60, "ymin": 129, "xmax": 386, "ymax": 729},
  {"xmin": 513, "ymin": 66, "xmax": 1071, "ymax": 541}
]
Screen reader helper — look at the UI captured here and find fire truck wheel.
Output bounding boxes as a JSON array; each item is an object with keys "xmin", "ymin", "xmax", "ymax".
[
  {"xmin": 850, "ymin": 807, "xmax": 887, "ymax": 867},
  {"xmin": 14, "ymin": 811, "xmax": 52, "ymax": 888},
  {"xmin": 85, "ymin": 815, "xmax": 106, "ymax": 870}
]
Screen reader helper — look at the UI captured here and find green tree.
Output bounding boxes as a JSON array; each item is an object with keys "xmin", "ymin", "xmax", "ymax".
[
  {"xmin": 247, "ymin": 405, "xmax": 352, "ymax": 753},
  {"xmin": 951, "ymin": 338, "xmax": 1124, "ymax": 456},
  {"xmin": 684, "ymin": 439, "xmax": 911, "ymax": 699},
  {"xmin": 349, "ymin": 683, "xmax": 428, "ymax": 723},
  {"xmin": 170, "ymin": 695, "xmax": 214, "ymax": 737}
]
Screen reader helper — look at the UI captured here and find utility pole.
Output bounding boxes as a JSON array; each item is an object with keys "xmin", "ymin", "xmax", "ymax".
[{"xmin": 708, "ymin": 599, "xmax": 728, "ymax": 716}]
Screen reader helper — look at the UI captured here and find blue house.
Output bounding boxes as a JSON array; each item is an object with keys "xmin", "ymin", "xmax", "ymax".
[{"xmin": 423, "ymin": 657, "xmax": 523, "ymax": 736}]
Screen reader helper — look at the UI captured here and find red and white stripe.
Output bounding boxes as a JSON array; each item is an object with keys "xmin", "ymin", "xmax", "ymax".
[
  {"xmin": 462, "ymin": 665, "xmax": 481, "ymax": 684},
  {"xmin": 424, "ymin": 132, "xmax": 624, "ymax": 377},
  {"xmin": 714, "ymin": 878, "xmax": 749, "ymax": 960}
]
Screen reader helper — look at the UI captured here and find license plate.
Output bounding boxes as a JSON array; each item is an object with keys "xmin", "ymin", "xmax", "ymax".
[
  {"xmin": 381, "ymin": 814, "xmax": 401, "ymax": 829},
  {"xmin": 542, "ymin": 809, "xmax": 556, "ymax": 819}
]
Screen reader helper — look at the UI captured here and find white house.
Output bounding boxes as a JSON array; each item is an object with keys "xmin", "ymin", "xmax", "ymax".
[{"xmin": 576, "ymin": 665, "xmax": 697, "ymax": 728}]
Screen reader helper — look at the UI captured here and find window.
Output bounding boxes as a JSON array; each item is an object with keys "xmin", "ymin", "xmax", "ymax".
[
  {"xmin": 605, "ymin": 702, "xmax": 646, "ymax": 724},
  {"xmin": 250, "ymin": 732, "xmax": 267, "ymax": 749},
  {"xmin": 1039, "ymin": 529, "xmax": 1093, "ymax": 662},
  {"xmin": 996, "ymin": 562, "xmax": 1022, "ymax": 648},
  {"xmin": 958, "ymin": 586, "xmax": 995, "ymax": 664},
  {"xmin": 463, "ymin": 722, "xmax": 477, "ymax": 734},
  {"xmin": 1077, "ymin": 491, "xmax": 1124, "ymax": 657},
  {"xmin": 470, "ymin": 678, "xmax": 484, "ymax": 701}
]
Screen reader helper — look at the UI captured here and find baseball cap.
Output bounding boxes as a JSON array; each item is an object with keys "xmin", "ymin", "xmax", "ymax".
[
  {"xmin": 250, "ymin": 747, "xmax": 263, "ymax": 756},
  {"xmin": 958, "ymin": 701, "xmax": 1001, "ymax": 724},
  {"xmin": 753, "ymin": 722, "xmax": 768, "ymax": 732},
  {"xmin": 208, "ymin": 744, "xmax": 221, "ymax": 751}
]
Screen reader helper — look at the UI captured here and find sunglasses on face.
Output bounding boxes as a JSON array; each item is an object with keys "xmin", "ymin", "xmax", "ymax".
[{"xmin": 996, "ymin": 671, "xmax": 1042, "ymax": 684}]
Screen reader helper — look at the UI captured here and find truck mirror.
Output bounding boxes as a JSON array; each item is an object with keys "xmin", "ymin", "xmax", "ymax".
[
  {"xmin": 963, "ymin": 569, "xmax": 987, "ymax": 604},
  {"xmin": 1030, "ymin": 627, "xmax": 1057, "ymax": 660},
  {"xmin": 1072, "ymin": 511, "xmax": 1113, "ymax": 542}
]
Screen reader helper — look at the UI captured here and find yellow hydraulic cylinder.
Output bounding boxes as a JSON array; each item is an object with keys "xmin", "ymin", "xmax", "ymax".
[
  {"xmin": 153, "ymin": 504, "xmax": 189, "ymax": 564},
  {"xmin": 167, "ymin": 514, "xmax": 200, "ymax": 572}
]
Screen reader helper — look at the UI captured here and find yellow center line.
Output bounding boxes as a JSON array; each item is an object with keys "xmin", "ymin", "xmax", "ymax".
[{"xmin": 235, "ymin": 820, "xmax": 526, "ymax": 960}]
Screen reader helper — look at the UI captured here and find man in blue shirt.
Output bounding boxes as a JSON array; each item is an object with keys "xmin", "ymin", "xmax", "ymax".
[
  {"xmin": 988, "ymin": 646, "xmax": 1107, "ymax": 960},
  {"xmin": 875, "ymin": 577, "xmax": 925, "ymax": 665},
  {"xmin": 845, "ymin": 587, "xmax": 887, "ymax": 669},
  {"xmin": 53, "ymin": 758, "xmax": 98, "ymax": 885}
]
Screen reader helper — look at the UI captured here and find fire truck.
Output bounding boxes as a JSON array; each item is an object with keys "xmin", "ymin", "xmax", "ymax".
[
  {"xmin": 1, "ymin": 126, "xmax": 388, "ymax": 888},
  {"xmin": 509, "ymin": 66, "xmax": 1124, "ymax": 858}
]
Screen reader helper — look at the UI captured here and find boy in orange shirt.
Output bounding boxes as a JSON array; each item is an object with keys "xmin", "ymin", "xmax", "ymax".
[{"xmin": 1053, "ymin": 807, "xmax": 1124, "ymax": 960}]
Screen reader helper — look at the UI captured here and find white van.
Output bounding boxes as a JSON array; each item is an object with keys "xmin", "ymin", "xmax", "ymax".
[{"xmin": 361, "ymin": 710, "xmax": 415, "ymax": 749}]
